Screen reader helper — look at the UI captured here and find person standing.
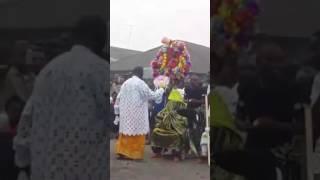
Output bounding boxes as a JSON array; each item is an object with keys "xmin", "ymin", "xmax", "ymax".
[
  {"xmin": 185, "ymin": 75, "xmax": 207, "ymax": 108},
  {"xmin": 3, "ymin": 65, "xmax": 35, "ymax": 105},
  {"xmin": 111, "ymin": 75, "xmax": 124, "ymax": 96},
  {"xmin": 0, "ymin": 40, "xmax": 35, "ymax": 111},
  {"xmin": 0, "ymin": 96, "xmax": 26, "ymax": 180},
  {"xmin": 115, "ymin": 66, "xmax": 164, "ymax": 160},
  {"xmin": 214, "ymin": 43, "xmax": 297, "ymax": 180},
  {"xmin": 183, "ymin": 75, "xmax": 206, "ymax": 152},
  {"xmin": 13, "ymin": 16, "xmax": 109, "ymax": 180}
]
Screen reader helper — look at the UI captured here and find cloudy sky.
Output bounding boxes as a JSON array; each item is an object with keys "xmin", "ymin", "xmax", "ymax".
[{"xmin": 110, "ymin": 0, "xmax": 210, "ymax": 51}]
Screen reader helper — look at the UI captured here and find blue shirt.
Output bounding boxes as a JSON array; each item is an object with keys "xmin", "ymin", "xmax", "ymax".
[{"xmin": 153, "ymin": 94, "xmax": 166, "ymax": 113}]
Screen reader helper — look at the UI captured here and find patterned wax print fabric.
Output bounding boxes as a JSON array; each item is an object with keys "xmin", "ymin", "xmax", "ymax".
[
  {"xmin": 117, "ymin": 76, "xmax": 164, "ymax": 136},
  {"xmin": 151, "ymin": 100, "xmax": 199, "ymax": 155},
  {"xmin": 116, "ymin": 133, "xmax": 146, "ymax": 160},
  {"xmin": 211, "ymin": 86, "xmax": 244, "ymax": 180},
  {"xmin": 13, "ymin": 45, "xmax": 109, "ymax": 180},
  {"xmin": 211, "ymin": 88, "xmax": 240, "ymax": 135},
  {"xmin": 168, "ymin": 88, "xmax": 185, "ymax": 103}
]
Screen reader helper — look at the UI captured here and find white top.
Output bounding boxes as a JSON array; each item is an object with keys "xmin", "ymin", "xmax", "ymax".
[
  {"xmin": 117, "ymin": 76, "xmax": 164, "ymax": 135},
  {"xmin": 14, "ymin": 45, "xmax": 109, "ymax": 180}
]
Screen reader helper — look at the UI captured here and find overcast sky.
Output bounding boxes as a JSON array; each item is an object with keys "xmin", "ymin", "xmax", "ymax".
[{"xmin": 110, "ymin": 0, "xmax": 210, "ymax": 51}]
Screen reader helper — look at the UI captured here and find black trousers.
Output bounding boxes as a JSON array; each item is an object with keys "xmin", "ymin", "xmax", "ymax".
[{"xmin": 177, "ymin": 108, "xmax": 205, "ymax": 152}]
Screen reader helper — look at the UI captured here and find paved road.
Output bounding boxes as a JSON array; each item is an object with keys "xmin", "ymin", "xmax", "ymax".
[{"xmin": 110, "ymin": 140, "xmax": 210, "ymax": 180}]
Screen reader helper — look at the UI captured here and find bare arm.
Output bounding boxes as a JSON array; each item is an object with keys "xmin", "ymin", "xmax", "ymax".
[{"xmin": 140, "ymin": 80, "xmax": 164, "ymax": 101}]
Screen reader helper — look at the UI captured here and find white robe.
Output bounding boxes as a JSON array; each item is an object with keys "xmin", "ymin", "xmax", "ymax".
[
  {"xmin": 117, "ymin": 76, "xmax": 164, "ymax": 136},
  {"xmin": 13, "ymin": 45, "xmax": 109, "ymax": 180}
]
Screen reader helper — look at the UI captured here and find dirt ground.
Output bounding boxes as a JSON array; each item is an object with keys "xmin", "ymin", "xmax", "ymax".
[{"xmin": 110, "ymin": 140, "xmax": 210, "ymax": 180}]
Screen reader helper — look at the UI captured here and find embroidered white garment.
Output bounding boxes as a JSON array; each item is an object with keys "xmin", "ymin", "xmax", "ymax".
[
  {"xmin": 13, "ymin": 45, "xmax": 109, "ymax": 180},
  {"xmin": 117, "ymin": 76, "xmax": 164, "ymax": 136}
]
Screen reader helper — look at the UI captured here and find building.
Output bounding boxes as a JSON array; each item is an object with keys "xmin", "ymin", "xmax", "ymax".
[{"xmin": 111, "ymin": 42, "xmax": 210, "ymax": 76}]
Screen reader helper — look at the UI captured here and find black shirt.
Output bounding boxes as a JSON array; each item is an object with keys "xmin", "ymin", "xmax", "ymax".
[
  {"xmin": 239, "ymin": 76, "xmax": 295, "ymax": 123},
  {"xmin": 238, "ymin": 77, "xmax": 296, "ymax": 148},
  {"xmin": 185, "ymin": 86, "xmax": 206, "ymax": 108}
]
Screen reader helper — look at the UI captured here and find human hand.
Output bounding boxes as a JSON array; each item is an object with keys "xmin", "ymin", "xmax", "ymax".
[{"xmin": 159, "ymin": 81, "xmax": 166, "ymax": 89}]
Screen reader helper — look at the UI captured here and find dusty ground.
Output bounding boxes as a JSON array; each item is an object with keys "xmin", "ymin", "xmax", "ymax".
[{"xmin": 110, "ymin": 140, "xmax": 210, "ymax": 180}]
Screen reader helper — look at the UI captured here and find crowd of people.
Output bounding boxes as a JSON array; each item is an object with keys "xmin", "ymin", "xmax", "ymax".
[
  {"xmin": 0, "ymin": 14, "xmax": 209, "ymax": 180},
  {"xmin": 110, "ymin": 68, "xmax": 210, "ymax": 162},
  {"xmin": 211, "ymin": 32, "xmax": 320, "ymax": 180}
]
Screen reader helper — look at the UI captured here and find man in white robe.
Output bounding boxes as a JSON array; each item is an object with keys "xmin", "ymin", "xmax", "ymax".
[
  {"xmin": 115, "ymin": 66, "xmax": 164, "ymax": 160},
  {"xmin": 13, "ymin": 16, "xmax": 109, "ymax": 180}
]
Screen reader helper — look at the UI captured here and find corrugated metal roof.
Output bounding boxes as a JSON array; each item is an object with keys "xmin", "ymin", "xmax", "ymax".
[
  {"xmin": 110, "ymin": 46, "xmax": 141, "ymax": 63},
  {"xmin": 111, "ymin": 42, "xmax": 210, "ymax": 74}
]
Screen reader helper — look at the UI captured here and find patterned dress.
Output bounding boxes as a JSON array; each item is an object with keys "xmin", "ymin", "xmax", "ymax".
[
  {"xmin": 117, "ymin": 76, "xmax": 164, "ymax": 136},
  {"xmin": 115, "ymin": 76, "xmax": 164, "ymax": 159},
  {"xmin": 13, "ymin": 45, "xmax": 109, "ymax": 180}
]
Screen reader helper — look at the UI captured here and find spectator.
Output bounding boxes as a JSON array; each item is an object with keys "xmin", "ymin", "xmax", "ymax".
[
  {"xmin": 13, "ymin": 16, "xmax": 109, "ymax": 180},
  {"xmin": 0, "ymin": 96, "xmax": 25, "ymax": 180},
  {"xmin": 214, "ymin": 42, "xmax": 298, "ymax": 180}
]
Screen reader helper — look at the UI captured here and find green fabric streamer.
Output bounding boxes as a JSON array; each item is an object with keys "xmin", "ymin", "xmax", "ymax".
[
  {"xmin": 210, "ymin": 90, "xmax": 244, "ymax": 180},
  {"xmin": 211, "ymin": 90, "xmax": 241, "ymax": 137},
  {"xmin": 151, "ymin": 100, "xmax": 198, "ymax": 156},
  {"xmin": 168, "ymin": 88, "xmax": 185, "ymax": 104}
]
